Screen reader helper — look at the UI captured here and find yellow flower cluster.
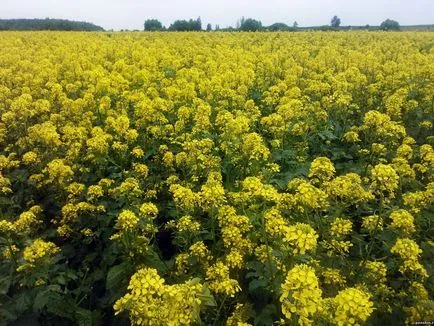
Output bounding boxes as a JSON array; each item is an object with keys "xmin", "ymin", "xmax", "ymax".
[
  {"xmin": 404, "ymin": 282, "xmax": 434, "ymax": 325},
  {"xmin": 325, "ymin": 173, "xmax": 374, "ymax": 205},
  {"xmin": 364, "ymin": 261, "xmax": 387, "ymax": 283},
  {"xmin": 321, "ymin": 268, "xmax": 346, "ymax": 287},
  {"xmin": 322, "ymin": 217, "xmax": 354, "ymax": 256},
  {"xmin": 172, "ymin": 215, "xmax": 201, "ymax": 233},
  {"xmin": 362, "ymin": 215, "xmax": 383, "ymax": 232},
  {"xmin": 226, "ymin": 304, "xmax": 252, "ymax": 326},
  {"xmin": 283, "ymin": 223, "xmax": 318, "ymax": 255},
  {"xmin": 288, "ymin": 179, "xmax": 328, "ymax": 212},
  {"xmin": 199, "ymin": 172, "xmax": 226, "ymax": 209},
  {"xmin": 389, "ymin": 209, "xmax": 416, "ymax": 234},
  {"xmin": 17, "ymin": 238, "xmax": 60, "ymax": 271},
  {"xmin": 330, "ymin": 218, "xmax": 352, "ymax": 237},
  {"xmin": 116, "ymin": 210, "xmax": 139, "ymax": 231},
  {"xmin": 169, "ymin": 184, "xmax": 198, "ymax": 212},
  {"xmin": 280, "ymin": 264, "xmax": 323, "ymax": 325},
  {"xmin": 370, "ymin": 164, "xmax": 399, "ymax": 198},
  {"xmin": 403, "ymin": 182, "xmax": 434, "ymax": 213},
  {"xmin": 114, "ymin": 268, "xmax": 206, "ymax": 325},
  {"xmin": 332, "ymin": 288, "xmax": 374, "ymax": 325},
  {"xmin": 206, "ymin": 261, "xmax": 241, "ymax": 297},
  {"xmin": 391, "ymin": 238, "xmax": 428, "ymax": 277},
  {"xmin": 0, "ymin": 206, "xmax": 42, "ymax": 235},
  {"xmin": 217, "ymin": 205, "xmax": 253, "ymax": 268},
  {"xmin": 308, "ymin": 157, "xmax": 335, "ymax": 183}
]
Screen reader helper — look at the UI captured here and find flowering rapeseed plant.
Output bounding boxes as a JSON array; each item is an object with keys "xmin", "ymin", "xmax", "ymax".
[{"xmin": 0, "ymin": 31, "xmax": 432, "ymax": 325}]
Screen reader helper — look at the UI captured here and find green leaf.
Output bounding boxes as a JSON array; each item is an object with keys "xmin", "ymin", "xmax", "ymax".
[
  {"xmin": 76, "ymin": 308, "xmax": 93, "ymax": 326},
  {"xmin": 197, "ymin": 287, "xmax": 216, "ymax": 307},
  {"xmin": 15, "ymin": 292, "xmax": 31, "ymax": 313},
  {"xmin": 33, "ymin": 289, "xmax": 50, "ymax": 310},
  {"xmin": 248, "ymin": 279, "xmax": 267, "ymax": 292},
  {"xmin": 46, "ymin": 295, "xmax": 75, "ymax": 319},
  {"xmin": 254, "ymin": 304, "xmax": 277, "ymax": 326},
  {"xmin": 0, "ymin": 275, "xmax": 11, "ymax": 295},
  {"xmin": 106, "ymin": 261, "xmax": 132, "ymax": 291}
]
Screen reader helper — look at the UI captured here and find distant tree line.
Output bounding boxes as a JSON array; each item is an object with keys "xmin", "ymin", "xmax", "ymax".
[
  {"xmin": 144, "ymin": 16, "xmax": 401, "ymax": 32},
  {"xmin": 144, "ymin": 17, "xmax": 202, "ymax": 31},
  {"xmin": 0, "ymin": 18, "xmax": 104, "ymax": 31},
  {"xmin": 144, "ymin": 17, "xmax": 298, "ymax": 32}
]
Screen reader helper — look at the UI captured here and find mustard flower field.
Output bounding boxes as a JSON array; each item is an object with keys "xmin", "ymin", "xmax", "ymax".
[{"xmin": 0, "ymin": 31, "xmax": 433, "ymax": 325}]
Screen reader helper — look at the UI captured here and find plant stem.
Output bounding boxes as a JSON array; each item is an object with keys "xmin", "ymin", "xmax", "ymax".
[{"xmin": 213, "ymin": 294, "xmax": 228, "ymax": 326}]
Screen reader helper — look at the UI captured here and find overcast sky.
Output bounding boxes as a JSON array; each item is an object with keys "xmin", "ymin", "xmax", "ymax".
[{"xmin": 1, "ymin": 0, "xmax": 433, "ymax": 30}]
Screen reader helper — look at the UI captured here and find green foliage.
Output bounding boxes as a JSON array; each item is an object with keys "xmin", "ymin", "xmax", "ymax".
[
  {"xmin": 267, "ymin": 23, "xmax": 294, "ymax": 31},
  {"xmin": 168, "ymin": 17, "xmax": 202, "ymax": 31},
  {"xmin": 331, "ymin": 15, "xmax": 341, "ymax": 27},
  {"xmin": 144, "ymin": 19, "xmax": 164, "ymax": 31},
  {"xmin": 380, "ymin": 19, "xmax": 401, "ymax": 31},
  {"xmin": 0, "ymin": 18, "xmax": 104, "ymax": 31},
  {"xmin": 240, "ymin": 18, "xmax": 263, "ymax": 31}
]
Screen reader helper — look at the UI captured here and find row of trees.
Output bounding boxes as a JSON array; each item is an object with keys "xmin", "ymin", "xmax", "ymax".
[
  {"xmin": 0, "ymin": 18, "xmax": 104, "ymax": 31},
  {"xmin": 144, "ymin": 17, "xmax": 295, "ymax": 32},
  {"xmin": 330, "ymin": 16, "xmax": 400, "ymax": 30},
  {"xmin": 144, "ymin": 17, "xmax": 203, "ymax": 31},
  {"xmin": 144, "ymin": 16, "xmax": 401, "ymax": 32}
]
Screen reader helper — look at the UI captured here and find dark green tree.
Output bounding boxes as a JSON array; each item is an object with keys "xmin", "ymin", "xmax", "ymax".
[
  {"xmin": 268, "ymin": 22, "xmax": 291, "ymax": 31},
  {"xmin": 240, "ymin": 18, "xmax": 262, "ymax": 31},
  {"xmin": 168, "ymin": 17, "xmax": 202, "ymax": 31},
  {"xmin": 380, "ymin": 19, "xmax": 400, "ymax": 31},
  {"xmin": 144, "ymin": 19, "xmax": 163, "ymax": 31},
  {"xmin": 206, "ymin": 23, "xmax": 212, "ymax": 31},
  {"xmin": 331, "ymin": 15, "xmax": 341, "ymax": 27},
  {"xmin": 0, "ymin": 18, "xmax": 104, "ymax": 31}
]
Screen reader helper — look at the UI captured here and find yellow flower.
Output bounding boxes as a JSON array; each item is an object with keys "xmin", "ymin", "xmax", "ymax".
[
  {"xmin": 241, "ymin": 132, "xmax": 270, "ymax": 161},
  {"xmin": 332, "ymin": 288, "xmax": 374, "ymax": 325},
  {"xmin": 308, "ymin": 157, "xmax": 335, "ymax": 183},
  {"xmin": 114, "ymin": 268, "xmax": 207, "ymax": 325},
  {"xmin": 199, "ymin": 172, "xmax": 226, "ymax": 209},
  {"xmin": 343, "ymin": 131, "xmax": 361, "ymax": 143},
  {"xmin": 133, "ymin": 163, "xmax": 149, "ymax": 178},
  {"xmin": 321, "ymin": 268, "xmax": 346, "ymax": 286},
  {"xmin": 43, "ymin": 159, "xmax": 74, "ymax": 185},
  {"xmin": 391, "ymin": 238, "xmax": 428, "ymax": 277},
  {"xmin": 283, "ymin": 223, "xmax": 318, "ymax": 254},
  {"xmin": 169, "ymin": 184, "xmax": 198, "ymax": 212},
  {"xmin": 330, "ymin": 218, "xmax": 352, "ymax": 237},
  {"xmin": 173, "ymin": 215, "xmax": 201, "ymax": 233},
  {"xmin": 280, "ymin": 264, "xmax": 323, "ymax": 324},
  {"xmin": 370, "ymin": 164, "xmax": 399, "ymax": 198},
  {"xmin": 206, "ymin": 261, "xmax": 241, "ymax": 297},
  {"xmin": 389, "ymin": 209, "xmax": 416, "ymax": 234},
  {"xmin": 289, "ymin": 179, "xmax": 328, "ymax": 211},
  {"xmin": 116, "ymin": 210, "xmax": 139, "ymax": 231},
  {"xmin": 139, "ymin": 203, "xmax": 158, "ymax": 218},
  {"xmin": 362, "ymin": 215, "xmax": 383, "ymax": 232},
  {"xmin": 87, "ymin": 185, "xmax": 104, "ymax": 201},
  {"xmin": 322, "ymin": 239, "xmax": 353, "ymax": 256},
  {"xmin": 131, "ymin": 147, "xmax": 144, "ymax": 158},
  {"xmin": 326, "ymin": 173, "xmax": 374, "ymax": 204},
  {"xmin": 18, "ymin": 238, "xmax": 60, "ymax": 270},
  {"xmin": 364, "ymin": 261, "xmax": 387, "ymax": 283},
  {"xmin": 13, "ymin": 210, "xmax": 41, "ymax": 233},
  {"xmin": 22, "ymin": 151, "xmax": 39, "ymax": 165}
]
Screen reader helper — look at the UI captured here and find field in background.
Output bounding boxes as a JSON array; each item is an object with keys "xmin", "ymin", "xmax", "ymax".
[{"xmin": 0, "ymin": 32, "xmax": 433, "ymax": 325}]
